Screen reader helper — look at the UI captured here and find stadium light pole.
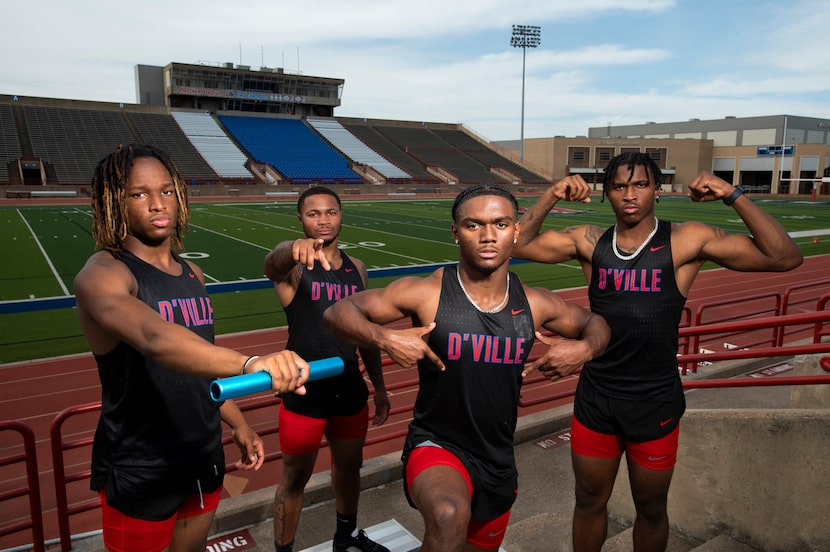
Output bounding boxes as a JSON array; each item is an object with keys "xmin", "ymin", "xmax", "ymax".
[{"xmin": 511, "ymin": 24, "xmax": 541, "ymax": 162}]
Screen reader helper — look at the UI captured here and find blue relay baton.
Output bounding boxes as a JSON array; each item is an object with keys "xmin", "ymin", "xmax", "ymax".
[{"xmin": 210, "ymin": 356, "xmax": 344, "ymax": 402}]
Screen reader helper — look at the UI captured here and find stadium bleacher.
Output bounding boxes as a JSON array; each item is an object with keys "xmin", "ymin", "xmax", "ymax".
[
  {"xmin": 23, "ymin": 104, "xmax": 135, "ymax": 180},
  {"xmin": 0, "ymin": 96, "xmax": 549, "ymax": 191},
  {"xmin": 219, "ymin": 115, "xmax": 363, "ymax": 184},
  {"xmin": 369, "ymin": 123, "xmax": 499, "ymax": 183},
  {"xmin": 171, "ymin": 111, "xmax": 253, "ymax": 178},
  {"xmin": 339, "ymin": 121, "xmax": 439, "ymax": 182},
  {"xmin": 0, "ymin": 104, "xmax": 22, "ymax": 180},
  {"xmin": 307, "ymin": 117, "xmax": 410, "ymax": 180},
  {"xmin": 433, "ymin": 128, "xmax": 549, "ymax": 185},
  {"xmin": 127, "ymin": 112, "xmax": 217, "ymax": 179}
]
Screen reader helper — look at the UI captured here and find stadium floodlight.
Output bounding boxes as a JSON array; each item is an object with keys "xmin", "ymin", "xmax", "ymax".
[{"xmin": 510, "ymin": 24, "xmax": 541, "ymax": 161}]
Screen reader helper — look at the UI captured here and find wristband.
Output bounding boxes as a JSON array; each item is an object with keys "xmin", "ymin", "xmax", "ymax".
[
  {"xmin": 241, "ymin": 355, "xmax": 259, "ymax": 375},
  {"xmin": 211, "ymin": 357, "xmax": 345, "ymax": 401},
  {"xmin": 723, "ymin": 185, "xmax": 744, "ymax": 206}
]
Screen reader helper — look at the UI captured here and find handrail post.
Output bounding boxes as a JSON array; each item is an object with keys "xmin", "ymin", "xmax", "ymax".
[
  {"xmin": 0, "ymin": 421, "xmax": 45, "ymax": 552},
  {"xmin": 50, "ymin": 402, "xmax": 101, "ymax": 552}
]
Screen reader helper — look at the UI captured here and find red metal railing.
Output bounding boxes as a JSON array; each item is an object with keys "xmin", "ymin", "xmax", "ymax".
[
  {"xmin": 781, "ymin": 282, "xmax": 830, "ymax": 346},
  {"xmin": 0, "ymin": 420, "xmax": 45, "ymax": 552},
  {"xmin": 815, "ymin": 294, "xmax": 830, "ymax": 343},
  {"xmin": 49, "ymin": 402, "xmax": 101, "ymax": 552},
  {"xmin": 692, "ymin": 291, "xmax": 783, "ymax": 356},
  {"xmin": 678, "ymin": 310, "xmax": 830, "ymax": 366}
]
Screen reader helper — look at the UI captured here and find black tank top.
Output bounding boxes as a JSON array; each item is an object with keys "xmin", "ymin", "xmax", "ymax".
[
  {"xmin": 281, "ymin": 252, "xmax": 369, "ymax": 414},
  {"xmin": 408, "ymin": 266, "xmax": 535, "ymax": 476},
  {"xmin": 584, "ymin": 220, "xmax": 686, "ymax": 400},
  {"xmin": 90, "ymin": 250, "xmax": 223, "ymax": 517}
]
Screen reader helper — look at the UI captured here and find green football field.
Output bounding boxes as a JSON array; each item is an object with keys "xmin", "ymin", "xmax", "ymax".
[{"xmin": 1, "ymin": 195, "xmax": 828, "ymax": 363}]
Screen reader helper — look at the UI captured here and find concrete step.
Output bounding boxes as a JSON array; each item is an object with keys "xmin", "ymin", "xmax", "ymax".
[
  {"xmin": 600, "ymin": 527, "xmax": 761, "ymax": 552},
  {"xmin": 601, "ymin": 527, "xmax": 700, "ymax": 552},
  {"xmin": 300, "ymin": 520, "xmax": 421, "ymax": 551},
  {"xmin": 689, "ymin": 534, "xmax": 761, "ymax": 551},
  {"xmin": 499, "ymin": 510, "xmax": 573, "ymax": 551}
]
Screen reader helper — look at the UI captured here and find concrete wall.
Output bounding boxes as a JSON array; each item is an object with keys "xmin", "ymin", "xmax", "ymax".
[
  {"xmin": 790, "ymin": 353, "xmax": 830, "ymax": 408},
  {"xmin": 608, "ymin": 354, "xmax": 830, "ymax": 551}
]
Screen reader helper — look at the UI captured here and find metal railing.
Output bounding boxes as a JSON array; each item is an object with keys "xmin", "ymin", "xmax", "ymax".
[
  {"xmin": 0, "ymin": 421, "xmax": 45, "ymax": 552},
  {"xmin": 49, "ymin": 402, "xmax": 101, "ymax": 552}
]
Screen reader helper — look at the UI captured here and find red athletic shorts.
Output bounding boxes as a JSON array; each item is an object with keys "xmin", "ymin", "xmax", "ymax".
[
  {"xmin": 405, "ymin": 445, "xmax": 512, "ymax": 549},
  {"xmin": 570, "ymin": 415, "xmax": 680, "ymax": 470},
  {"xmin": 279, "ymin": 403, "xmax": 369, "ymax": 455},
  {"xmin": 99, "ymin": 487, "xmax": 221, "ymax": 552}
]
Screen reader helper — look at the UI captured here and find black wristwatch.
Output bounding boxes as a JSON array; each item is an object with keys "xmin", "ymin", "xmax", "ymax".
[{"xmin": 723, "ymin": 185, "xmax": 744, "ymax": 206}]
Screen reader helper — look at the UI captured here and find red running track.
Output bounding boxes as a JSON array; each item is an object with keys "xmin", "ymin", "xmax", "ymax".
[{"xmin": 1, "ymin": 254, "xmax": 828, "ymax": 549}]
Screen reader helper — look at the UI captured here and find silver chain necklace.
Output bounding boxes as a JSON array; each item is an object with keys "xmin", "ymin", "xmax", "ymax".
[
  {"xmin": 456, "ymin": 267, "xmax": 510, "ymax": 314},
  {"xmin": 612, "ymin": 217, "xmax": 659, "ymax": 261}
]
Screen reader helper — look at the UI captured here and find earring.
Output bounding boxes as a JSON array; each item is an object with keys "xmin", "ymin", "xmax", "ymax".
[
  {"xmin": 454, "ymin": 239, "xmax": 459, "ymax": 245},
  {"xmin": 656, "ymin": 196, "xmax": 660, "ymax": 204},
  {"xmin": 513, "ymin": 238, "xmax": 518, "ymax": 244}
]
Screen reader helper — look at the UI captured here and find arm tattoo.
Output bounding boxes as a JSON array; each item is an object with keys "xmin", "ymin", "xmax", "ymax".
[{"xmin": 585, "ymin": 226, "xmax": 602, "ymax": 248}]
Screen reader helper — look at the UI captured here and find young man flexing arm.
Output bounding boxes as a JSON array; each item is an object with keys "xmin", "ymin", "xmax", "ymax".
[{"xmin": 512, "ymin": 152, "xmax": 802, "ymax": 552}]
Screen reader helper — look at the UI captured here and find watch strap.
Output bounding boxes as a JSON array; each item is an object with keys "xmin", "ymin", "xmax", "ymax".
[{"xmin": 723, "ymin": 185, "xmax": 744, "ymax": 206}]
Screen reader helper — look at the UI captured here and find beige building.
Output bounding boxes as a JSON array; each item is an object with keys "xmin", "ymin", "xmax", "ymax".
[
  {"xmin": 514, "ymin": 136, "xmax": 713, "ymax": 193},
  {"xmin": 498, "ymin": 115, "xmax": 830, "ymax": 195}
]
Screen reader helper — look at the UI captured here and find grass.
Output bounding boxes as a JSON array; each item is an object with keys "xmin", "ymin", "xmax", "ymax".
[{"xmin": 1, "ymin": 195, "xmax": 828, "ymax": 363}]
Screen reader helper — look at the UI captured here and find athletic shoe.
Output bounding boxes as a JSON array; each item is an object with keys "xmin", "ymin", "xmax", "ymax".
[{"xmin": 332, "ymin": 529, "xmax": 390, "ymax": 552}]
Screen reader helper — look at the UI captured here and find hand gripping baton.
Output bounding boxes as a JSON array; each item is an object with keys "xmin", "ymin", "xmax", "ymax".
[{"xmin": 210, "ymin": 356, "xmax": 344, "ymax": 402}]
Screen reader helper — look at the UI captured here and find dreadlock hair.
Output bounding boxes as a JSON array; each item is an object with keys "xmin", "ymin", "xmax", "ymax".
[
  {"xmin": 451, "ymin": 184, "xmax": 519, "ymax": 222},
  {"xmin": 601, "ymin": 152, "xmax": 663, "ymax": 202},
  {"xmin": 90, "ymin": 144, "xmax": 189, "ymax": 253},
  {"xmin": 297, "ymin": 185, "xmax": 341, "ymax": 213}
]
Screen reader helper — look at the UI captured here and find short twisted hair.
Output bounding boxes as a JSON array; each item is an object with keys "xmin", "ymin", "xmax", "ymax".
[
  {"xmin": 602, "ymin": 152, "xmax": 663, "ymax": 201},
  {"xmin": 297, "ymin": 185, "xmax": 341, "ymax": 213},
  {"xmin": 452, "ymin": 184, "xmax": 519, "ymax": 221},
  {"xmin": 90, "ymin": 144, "xmax": 189, "ymax": 253}
]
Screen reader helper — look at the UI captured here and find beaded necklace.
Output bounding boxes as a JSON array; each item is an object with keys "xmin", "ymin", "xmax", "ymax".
[
  {"xmin": 612, "ymin": 217, "xmax": 659, "ymax": 261},
  {"xmin": 456, "ymin": 268, "xmax": 509, "ymax": 314}
]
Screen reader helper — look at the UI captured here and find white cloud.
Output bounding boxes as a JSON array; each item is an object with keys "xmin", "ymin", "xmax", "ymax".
[{"xmin": 2, "ymin": 0, "xmax": 827, "ymax": 139}]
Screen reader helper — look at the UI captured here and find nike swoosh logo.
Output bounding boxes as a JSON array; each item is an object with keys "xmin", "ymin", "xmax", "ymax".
[
  {"xmin": 511, "ymin": 309, "xmax": 525, "ymax": 315},
  {"xmin": 188, "ymin": 273, "xmax": 195, "ymax": 278},
  {"xmin": 487, "ymin": 529, "xmax": 505, "ymax": 538},
  {"xmin": 659, "ymin": 418, "xmax": 673, "ymax": 426},
  {"xmin": 650, "ymin": 245, "xmax": 666, "ymax": 252},
  {"xmin": 344, "ymin": 268, "xmax": 355, "ymax": 272},
  {"xmin": 648, "ymin": 455, "xmax": 669, "ymax": 462}
]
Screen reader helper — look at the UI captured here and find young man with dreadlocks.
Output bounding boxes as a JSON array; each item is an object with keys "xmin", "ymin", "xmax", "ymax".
[
  {"xmin": 322, "ymin": 184, "xmax": 609, "ymax": 552},
  {"xmin": 74, "ymin": 144, "xmax": 311, "ymax": 552},
  {"xmin": 511, "ymin": 151, "xmax": 802, "ymax": 551}
]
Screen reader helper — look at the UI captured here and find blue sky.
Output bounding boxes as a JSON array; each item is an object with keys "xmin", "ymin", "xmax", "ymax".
[{"xmin": 2, "ymin": 0, "xmax": 828, "ymax": 140}]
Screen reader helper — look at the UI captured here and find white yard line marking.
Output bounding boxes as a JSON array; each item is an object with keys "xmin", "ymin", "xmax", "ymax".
[{"xmin": 17, "ymin": 209, "xmax": 70, "ymax": 295}]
